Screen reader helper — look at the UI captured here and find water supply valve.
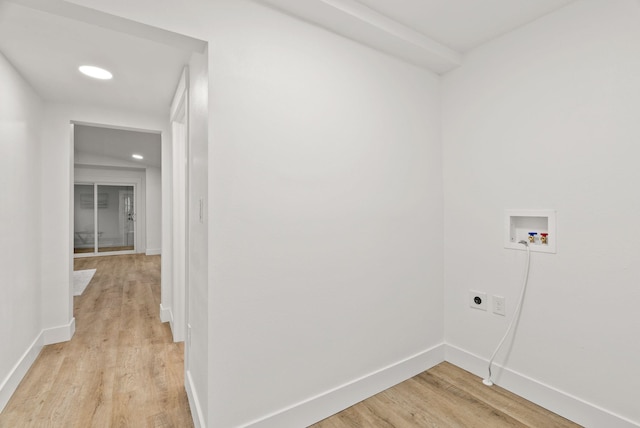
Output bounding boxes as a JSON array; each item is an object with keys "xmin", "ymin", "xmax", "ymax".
[{"xmin": 504, "ymin": 209, "xmax": 556, "ymax": 253}]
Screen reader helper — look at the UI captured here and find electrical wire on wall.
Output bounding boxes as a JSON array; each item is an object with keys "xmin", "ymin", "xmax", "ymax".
[{"xmin": 483, "ymin": 240, "xmax": 531, "ymax": 387}]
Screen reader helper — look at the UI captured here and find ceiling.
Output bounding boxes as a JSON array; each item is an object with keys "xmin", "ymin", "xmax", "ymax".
[
  {"xmin": 0, "ymin": 0, "xmax": 578, "ymax": 110},
  {"xmin": 0, "ymin": 0, "xmax": 204, "ymax": 116},
  {"xmin": 354, "ymin": 0, "xmax": 577, "ymax": 53},
  {"xmin": 74, "ymin": 125, "xmax": 161, "ymax": 169},
  {"xmin": 257, "ymin": 0, "xmax": 577, "ymax": 72}
]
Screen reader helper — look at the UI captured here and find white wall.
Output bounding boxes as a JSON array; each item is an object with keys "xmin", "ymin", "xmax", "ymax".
[
  {"xmin": 64, "ymin": 1, "xmax": 443, "ymax": 427},
  {"xmin": 208, "ymin": 4, "xmax": 443, "ymax": 426},
  {"xmin": 40, "ymin": 102, "xmax": 170, "ymax": 342},
  {"xmin": 146, "ymin": 166, "xmax": 162, "ymax": 254},
  {"xmin": 0, "ymin": 52, "xmax": 44, "ymax": 411},
  {"xmin": 442, "ymin": 0, "xmax": 640, "ymax": 426}
]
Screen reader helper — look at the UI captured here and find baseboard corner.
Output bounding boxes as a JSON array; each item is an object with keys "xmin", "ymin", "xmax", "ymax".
[
  {"xmin": 159, "ymin": 303, "xmax": 173, "ymax": 324},
  {"xmin": 444, "ymin": 343, "xmax": 639, "ymax": 428},
  {"xmin": 246, "ymin": 343, "xmax": 446, "ymax": 427},
  {"xmin": 0, "ymin": 332, "xmax": 44, "ymax": 412},
  {"xmin": 146, "ymin": 249, "xmax": 161, "ymax": 256},
  {"xmin": 42, "ymin": 317, "xmax": 75, "ymax": 345}
]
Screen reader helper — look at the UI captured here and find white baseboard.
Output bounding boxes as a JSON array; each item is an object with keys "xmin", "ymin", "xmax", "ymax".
[
  {"xmin": 246, "ymin": 344, "xmax": 445, "ymax": 427},
  {"xmin": 445, "ymin": 344, "xmax": 639, "ymax": 428},
  {"xmin": 42, "ymin": 317, "xmax": 76, "ymax": 345},
  {"xmin": 0, "ymin": 332, "xmax": 44, "ymax": 412},
  {"xmin": 186, "ymin": 370, "xmax": 206, "ymax": 428},
  {"xmin": 146, "ymin": 248, "xmax": 161, "ymax": 256},
  {"xmin": 159, "ymin": 303, "xmax": 173, "ymax": 324}
]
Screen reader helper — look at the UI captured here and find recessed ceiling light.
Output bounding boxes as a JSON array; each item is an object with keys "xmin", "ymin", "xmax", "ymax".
[
  {"xmin": 79, "ymin": 65, "xmax": 113, "ymax": 80},
  {"xmin": 132, "ymin": 154, "xmax": 144, "ymax": 160}
]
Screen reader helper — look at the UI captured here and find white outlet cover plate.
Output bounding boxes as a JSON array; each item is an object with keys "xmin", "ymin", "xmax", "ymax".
[
  {"xmin": 469, "ymin": 290, "xmax": 487, "ymax": 311},
  {"xmin": 493, "ymin": 295, "xmax": 506, "ymax": 316}
]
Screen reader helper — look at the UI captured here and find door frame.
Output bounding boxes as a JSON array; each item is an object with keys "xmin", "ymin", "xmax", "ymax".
[{"xmin": 169, "ymin": 67, "xmax": 189, "ymax": 344}]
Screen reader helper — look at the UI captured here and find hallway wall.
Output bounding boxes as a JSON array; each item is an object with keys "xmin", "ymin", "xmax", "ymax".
[{"xmin": 0, "ymin": 52, "xmax": 44, "ymax": 411}]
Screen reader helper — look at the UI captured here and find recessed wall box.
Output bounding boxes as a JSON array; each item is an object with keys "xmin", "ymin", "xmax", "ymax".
[{"xmin": 505, "ymin": 209, "xmax": 556, "ymax": 254}]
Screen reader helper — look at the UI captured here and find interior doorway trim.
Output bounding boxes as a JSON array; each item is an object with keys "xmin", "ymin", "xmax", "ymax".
[{"xmin": 169, "ymin": 67, "xmax": 189, "ymax": 344}]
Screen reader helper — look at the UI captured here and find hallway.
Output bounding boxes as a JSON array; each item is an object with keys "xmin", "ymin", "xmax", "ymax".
[{"xmin": 0, "ymin": 255, "xmax": 193, "ymax": 427}]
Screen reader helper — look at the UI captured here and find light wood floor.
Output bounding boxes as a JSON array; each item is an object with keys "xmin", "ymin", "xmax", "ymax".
[
  {"xmin": 311, "ymin": 362, "xmax": 581, "ymax": 428},
  {"xmin": 1, "ymin": 255, "xmax": 581, "ymax": 428},
  {"xmin": 0, "ymin": 254, "xmax": 193, "ymax": 428}
]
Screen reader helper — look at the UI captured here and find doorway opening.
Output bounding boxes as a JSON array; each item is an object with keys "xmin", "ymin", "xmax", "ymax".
[{"xmin": 73, "ymin": 124, "xmax": 162, "ymax": 259}]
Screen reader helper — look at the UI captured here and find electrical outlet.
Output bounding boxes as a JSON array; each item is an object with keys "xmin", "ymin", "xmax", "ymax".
[
  {"xmin": 493, "ymin": 295, "xmax": 506, "ymax": 316},
  {"xmin": 469, "ymin": 290, "xmax": 487, "ymax": 311}
]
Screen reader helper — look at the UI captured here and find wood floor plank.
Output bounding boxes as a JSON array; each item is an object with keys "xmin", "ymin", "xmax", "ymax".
[
  {"xmin": 312, "ymin": 363, "xmax": 582, "ymax": 428},
  {"xmin": 428, "ymin": 362, "xmax": 578, "ymax": 428},
  {"xmin": 0, "ymin": 254, "xmax": 193, "ymax": 428}
]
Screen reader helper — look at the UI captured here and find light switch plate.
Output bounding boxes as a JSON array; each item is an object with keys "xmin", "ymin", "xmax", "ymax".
[{"xmin": 493, "ymin": 295, "xmax": 506, "ymax": 316}]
